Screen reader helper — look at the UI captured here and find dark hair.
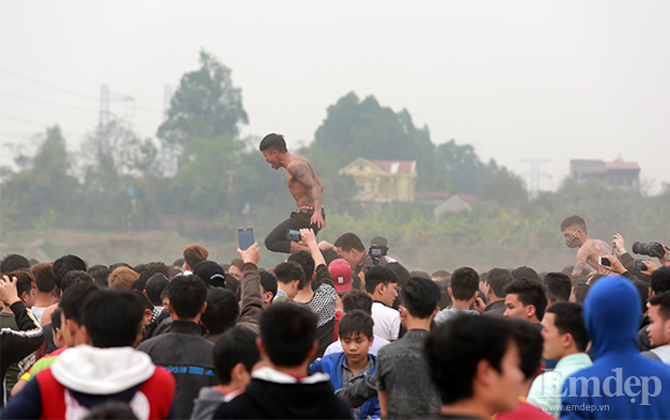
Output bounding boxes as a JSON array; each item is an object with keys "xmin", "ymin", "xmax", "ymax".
[
  {"xmin": 8, "ymin": 270, "xmax": 34, "ymax": 300},
  {"xmin": 409, "ymin": 270, "xmax": 431, "ymax": 280},
  {"xmin": 401, "ymin": 277, "xmax": 441, "ymax": 319},
  {"xmin": 425, "ymin": 315, "xmax": 518, "ymax": 404},
  {"xmin": 1, "ymin": 253, "xmax": 30, "ymax": 274},
  {"xmin": 364, "ymin": 265, "xmax": 398, "ymax": 294},
  {"xmin": 288, "ymin": 251, "xmax": 315, "ymax": 286},
  {"xmin": 173, "ymin": 258, "xmax": 185, "ymax": 267},
  {"xmin": 322, "ymin": 249, "xmax": 339, "ymax": 266},
  {"xmin": 213, "ymin": 326, "xmax": 260, "ymax": 385},
  {"xmin": 82, "ymin": 401, "xmax": 138, "ymax": 420},
  {"xmin": 633, "ymin": 280, "xmax": 650, "ymax": 316},
  {"xmin": 83, "ymin": 289, "xmax": 143, "ymax": 347},
  {"xmin": 183, "ymin": 244, "xmax": 209, "ymax": 269},
  {"xmin": 61, "ymin": 270, "xmax": 94, "ymax": 291},
  {"xmin": 546, "ymin": 302, "xmax": 589, "ymax": 352},
  {"xmin": 260, "ymin": 270, "xmax": 278, "ymax": 299},
  {"xmin": 512, "ymin": 266, "xmax": 541, "ymax": 283},
  {"xmin": 51, "ymin": 308, "xmax": 62, "ymax": 332},
  {"xmin": 52, "ymin": 254, "xmax": 87, "ymax": 289},
  {"xmin": 202, "ymin": 287, "xmax": 239, "ymax": 335},
  {"xmin": 649, "ymin": 291, "xmax": 670, "ymax": 321},
  {"xmin": 486, "ymin": 268, "xmax": 513, "ymax": 298},
  {"xmin": 450, "ymin": 267, "xmax": 479, "ymax": 300},
  {"xmin": 334, "ymin": 233, "xmax": 365, "ymax": 253},
  {"xmin": 144, "ymin": 273, "xmax": 169, "ymax": 306},
  {"xmin": 436, "ymin": 281, "xmax": 452, "ymax": 310},
  {"xmin": 259, "ymin": 133, "xmax": 288, "ymax": 153},
  {"xmin": 260, "ymin": 302, "xmax": 317, "ymax": 366},
  {"xmin": 31, "ymin": 263, "xmax": 55, "ymax": 293},
  {"xmin": 230, "ymin": 258, "xmax": 244, "ymax": 270},
  {"xmin": 59, "ymin": 282, "xmax": 99, "ymax": 325},
  {"xmin": 572, "ymin": 282, "xmax": 590, "ymax": 305},
  {"xmin": 225, "ymin": 273, "xmax": 240, "ymax": 301},
  {"xmin": 386, "ymin": 262, "xmax": 410, "ymax": 288},
  {"xmin": 342, "ymin": 290, "xmax": 373, "ymax": 314},
  {"xmin": 651, "ymin": 267, "xmax": 670, "ymax": 294},
  {"xmin": 167, "ymin": 275, "xmax": 208, "ymax": 319},
  {"xmin": 503, "ymin": 279, "xmax": 548, "ymax": 321},
  {"xmin": 509, "ymin": 319, "xmax": 543, "ymax": 380},
  {"xmin": 370, "ymin": 236, "xmax": 388, "ymax": 247},
  {"xmin": 87, "ymin": 264, "xmax": 111, "ymax": 288},
  {"xmin": 561, "ymin": 215, "xmax": 587, "ymax": 234},
  {"xmin": 339, "ymin": 310, "xmax": 374, "ymax": 340},
  {"xmin": 544, "ymin": 272, "xmax": 572, "ymax": 304},
  {"xmin": 274, "ymin": 261, "xmax": 305, "ymax": 285},
  {"xmin": 133, "ymin": 262, "xmax": 169, "ymax": 292},
  {"xmin": 431, "ymin": 270, "xmax": 450, "ymax": 280}
]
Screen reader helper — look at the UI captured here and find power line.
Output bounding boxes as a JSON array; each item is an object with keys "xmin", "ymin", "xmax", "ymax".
[
  {"xmin": 0, "ymin": 68, "xmax": 99, "ymax": 101},
  {"xmin": 0, "ymin": 91, "xmax": 98, "ymax": 113}
]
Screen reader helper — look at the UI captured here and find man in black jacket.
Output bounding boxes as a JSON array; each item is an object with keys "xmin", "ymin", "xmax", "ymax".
[
  {"xmin": 213, "ymin": 303, "xmax": 351, "ymax": 419},
  {"xmin": 138, "ymin": 274, "xmax": 216, "ymax": 419}
]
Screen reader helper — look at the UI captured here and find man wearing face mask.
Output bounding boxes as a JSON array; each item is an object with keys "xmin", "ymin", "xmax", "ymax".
[{"xmin": 560, "ymin": 215, "xmax": 612, "ymax": 276}]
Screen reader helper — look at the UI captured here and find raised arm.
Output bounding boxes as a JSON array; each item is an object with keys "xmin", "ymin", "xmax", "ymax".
[{"xmin": 236, "ymin": 243, "xmax": 263, "ymax": 334}]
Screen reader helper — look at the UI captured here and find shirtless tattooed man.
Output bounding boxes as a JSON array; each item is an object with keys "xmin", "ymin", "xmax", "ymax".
[
  {"xmin": 561, "ymin": 215, "xmax": 612, "ymax": 276},
  {"xmin": 260, "ymin": 133, "xmax": 325, "ymax": 254}
]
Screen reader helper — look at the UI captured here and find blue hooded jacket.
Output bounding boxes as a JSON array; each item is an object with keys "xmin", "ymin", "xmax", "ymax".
[
  {"xmin": 560, "ymin": 276, "xmax": 670, "ymax": 419},
  {"xmin": 309, "ymin": 352, "xmax": 380, "ymax": 419}
]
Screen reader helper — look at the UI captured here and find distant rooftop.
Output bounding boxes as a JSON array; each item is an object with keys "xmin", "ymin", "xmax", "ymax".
[{"xmin": 368, "ymin": 160, "xmax": 415, "ymax": 175}]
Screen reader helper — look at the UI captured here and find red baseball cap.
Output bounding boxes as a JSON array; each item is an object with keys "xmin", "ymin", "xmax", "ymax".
[{"xmin": 328, "ymin": 258, "xmax": 352, "ymax": 294}]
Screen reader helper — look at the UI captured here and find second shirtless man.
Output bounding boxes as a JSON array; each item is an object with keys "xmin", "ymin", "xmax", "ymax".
[
  {"xmin": 561, "ymin": 215, "xmax": 611, "ymax": 276},
  {"xmin": 260, "ymin": 133, "xmax": 325, "ymax": 254}
]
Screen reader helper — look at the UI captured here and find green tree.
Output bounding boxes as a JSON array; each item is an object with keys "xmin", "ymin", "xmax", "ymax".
[
  {"xmin": 0, "ymin": 125, "xmax": 79, "ymax": 229},
  {"xmin": 482, "ymin": 167, "xmax": 528, "ymax": 208},
  {"xmin": 79, "ymin": 121, "xmax": 160, "ymax": 230},
  {"xmin": 435, "ymin": 140, "xmax": 501, "ymax": 197},
  {"xmin": 308, "ymin": 92, "xmax": 441, "ymax": 190},
  {"xmin": 157, "ymin": 50, "xmax": 248, "ymax": 151}
]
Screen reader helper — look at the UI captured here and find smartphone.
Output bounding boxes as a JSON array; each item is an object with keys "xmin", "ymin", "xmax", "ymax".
[
  {"xmin": 237, "ymin": 227, "xmax": 254, "ymax": 251},
  {"xmin": 286, "ymin": 229, "xmax": 301, "ymax": 242},
  {"xmin": 598, "ymin": 256, "xmax": 611, "ymax": 267}
]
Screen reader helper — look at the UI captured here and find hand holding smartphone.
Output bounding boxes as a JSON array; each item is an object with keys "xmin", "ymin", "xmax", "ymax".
[
  {"xmin": 598, "ymin": 256, "xmax": 611, "ymax": 267},
  {"xmin": 237, "ymin": 227, "xmax": 254, "ymax": 251}
]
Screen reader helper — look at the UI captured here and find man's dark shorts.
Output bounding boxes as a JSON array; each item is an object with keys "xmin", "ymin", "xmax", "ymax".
[{"xmin": 264, "ymin": 210, "xmax": 325, "ymax": 253}]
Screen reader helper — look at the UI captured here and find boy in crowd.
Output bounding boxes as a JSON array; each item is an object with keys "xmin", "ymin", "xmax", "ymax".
[
  {"xmin": 642, "ymin": 291, "xmax": 670, "ymax": 364},
  {"xmin": 213, "ymin": 303, "xmax": 351, "ymax": 419},
  {"xmin": 309, "ymin": 310, "xmax": 381, "ymax": 419},
  {"xmin": 2, "ymin": 288, "xmax": 175, "ymax": 419},
  {"xmin": 191, "ymin": 326, "xmax": 261, "ymax": 420},
  {"xmin": 527, "ymin": 302, "xmax": 592, "ymax": 416},
  {"xmin": 425, "ymin": 315, "xmax": 525, "ymax": 420},
  {"xmin": 138, "ymin": 274, "xmax": 216, "ymax": 419},
  {"xmin": 365, "ymin": 266, "xmax": 400, "ymax": 342},
  {"xmin": 324, "ymin": 290, "xmax": 389, "ymax": 356},
  {"xmin": 560, "ymin": 215, "xmax": 611, "ymax": 276},
  {"xmin": 434, "ymin": 267, "xmax": 483, "ymax": 323}
]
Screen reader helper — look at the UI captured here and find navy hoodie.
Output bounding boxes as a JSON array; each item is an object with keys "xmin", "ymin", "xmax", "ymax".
[{"xmin": 560, "ymin": 276, "xmax": 670, "ymax": 419}]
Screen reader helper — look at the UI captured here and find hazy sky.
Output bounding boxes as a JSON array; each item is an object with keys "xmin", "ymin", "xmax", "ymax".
[{"xmin": 1, "ymin": 1, "xmax": 669, "ymax": 193}]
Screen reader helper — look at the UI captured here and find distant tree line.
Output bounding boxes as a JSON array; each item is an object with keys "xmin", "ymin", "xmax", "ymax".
[{"xmin": 2, "ymin": 50, "xmax": 668, "ymax": 251}]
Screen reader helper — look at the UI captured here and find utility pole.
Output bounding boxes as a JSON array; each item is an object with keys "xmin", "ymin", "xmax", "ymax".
[
  {"xmin": 161, "ymin": 84, "xmax": 177, "ymax": 177},
  {"xmin": 98, "ymin": 84, "xmax": 134, "ymax": 127},
  {"xmin": 521, "ymin": 159, "xmax": 551, "ymax": 199}
]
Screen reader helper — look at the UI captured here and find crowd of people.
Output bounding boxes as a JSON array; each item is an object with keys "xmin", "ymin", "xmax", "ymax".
[{"xmin": 1, "ymin": 215, "xmax": 670, "ymax": 420}]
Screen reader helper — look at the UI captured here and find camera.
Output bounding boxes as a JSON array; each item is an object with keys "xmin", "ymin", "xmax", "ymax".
[
  {"xmin": 632, "ymin": 241, "xmax": 668, "ymax": 259},
  {"xmin": 369, "ymin": 245, "xmax": 388, "ymax": 266},
  {"xmin": 286, "ymin": 229, "xmax": 301, "ymax": 242}
]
